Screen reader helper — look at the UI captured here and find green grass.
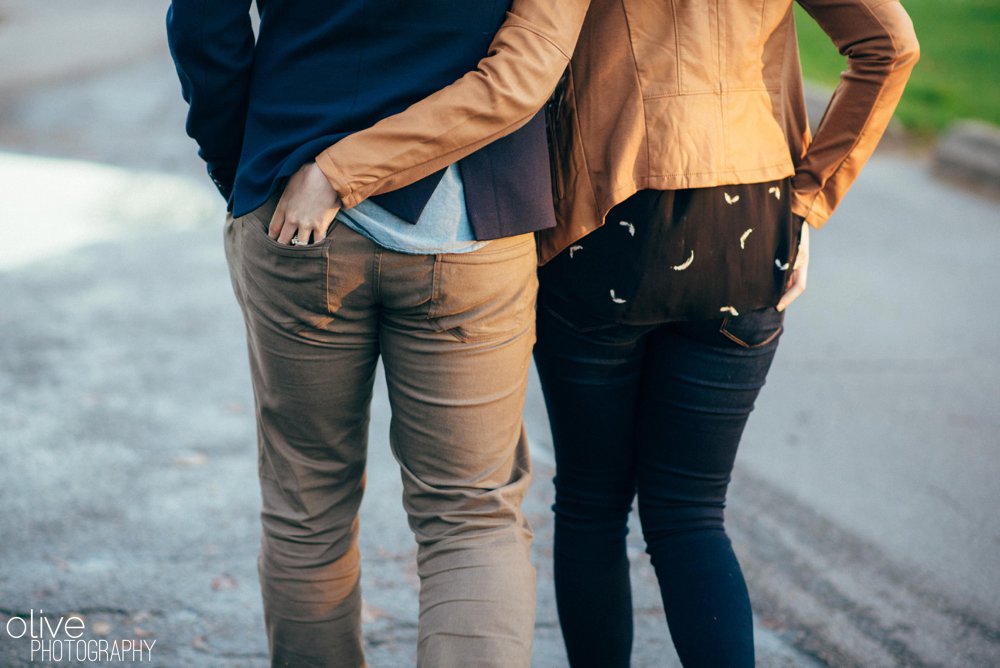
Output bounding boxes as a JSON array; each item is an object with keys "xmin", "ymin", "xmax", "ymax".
[{"xmin": 794, "ymin": 1, "xmax": 1000, "ymax": 138}]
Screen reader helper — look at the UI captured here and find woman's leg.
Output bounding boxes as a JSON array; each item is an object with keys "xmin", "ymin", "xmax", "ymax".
[
  {"xmin": 533, "ymin": 293, "xmax": 653, "ymax": 668},
  {"xmin": 634, "ymin": 307, "xmax": 785, "ymax": 667}
]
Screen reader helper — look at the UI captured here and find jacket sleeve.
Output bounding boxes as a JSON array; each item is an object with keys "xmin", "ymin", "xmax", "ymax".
[
  {"xmin": 792, "ymin": 0, "xmax": 919, "ymax": 228},
  {"xmin": 166, "ymin": 0, "xmax": 255, "ymax": 203},
  {"xmin": 315, "ymin": 0, "xmax": 591, "ymax": 209}
]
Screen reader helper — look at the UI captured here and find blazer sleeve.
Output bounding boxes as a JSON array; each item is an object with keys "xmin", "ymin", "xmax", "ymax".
[
  {"xmin": 792, "ymin": 0, "xmax": 919, "ymax": 228},
  {"xmin": 166, "ymin": 0, "xmax": 255, "ymax": 203},
  {"xmin": 315, "ymin": 0, "xmax": 591, "ymax": 209}
]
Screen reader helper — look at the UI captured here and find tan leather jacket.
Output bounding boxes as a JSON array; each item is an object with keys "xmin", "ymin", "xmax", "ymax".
[{"xmin": 537, "ymin": 0, "xmax": 919, "ymax": 262}]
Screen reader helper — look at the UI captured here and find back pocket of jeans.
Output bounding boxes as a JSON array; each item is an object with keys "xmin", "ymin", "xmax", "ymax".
[{"xmin": 719, "ymin": 307, "xmax": 784, "ymax": 349}]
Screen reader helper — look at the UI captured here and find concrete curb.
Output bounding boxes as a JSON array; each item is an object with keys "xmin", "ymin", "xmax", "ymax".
[{"xmin": 932, "ymin": 120, "xmax": 1000, "ymax": 197}]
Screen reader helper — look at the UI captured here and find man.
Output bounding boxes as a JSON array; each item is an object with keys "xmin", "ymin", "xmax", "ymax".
[{"xmin": 166, "ymin": 1, "xmax": 587, "ymax": 666}]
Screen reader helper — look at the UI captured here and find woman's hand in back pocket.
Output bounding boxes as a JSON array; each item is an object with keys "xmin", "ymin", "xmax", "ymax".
[
  {"xmin": 777, "ymin": 223, "xmax": 809, "ymax": 312},
  {"xmin": 269, "ymin": 162, "xmax": 342, "ymax": 246}
]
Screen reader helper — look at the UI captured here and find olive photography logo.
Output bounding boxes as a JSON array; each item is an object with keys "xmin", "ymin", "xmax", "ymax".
[{"xmin": 3, "ymin": 609, "xmax": 156, "ymax": 663}]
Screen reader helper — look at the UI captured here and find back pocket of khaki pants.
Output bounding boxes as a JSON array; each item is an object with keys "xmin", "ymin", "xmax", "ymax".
[
  {"xmin": 428, "ymin": 239, "xmax": 537, "ymax": 343},
  {"xmin": 238, "ymin": 217, "xmax": 331, "ymax": 327}
]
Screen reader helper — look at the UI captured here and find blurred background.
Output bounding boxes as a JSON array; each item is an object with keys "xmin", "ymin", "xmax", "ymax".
[
  {"xmin": 1, "ymin": 1, "xmax": 998, "ymax": 666},
  {"xmin": 795, "ymin": 1, "xmax": 1000, "ymax": 138}
]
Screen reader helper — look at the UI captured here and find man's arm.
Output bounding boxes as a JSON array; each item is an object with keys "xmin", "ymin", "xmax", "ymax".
[
  {"xmin": 314, "ymin": 0, "xmax": 591, "ymax": 209},
  {"xmin": 166, "ymin": 0, "xmax": 255, "ymax": 203},
  {"xmin": 792, "ymin": 0, "xmax": 920, "ymax": 228}
]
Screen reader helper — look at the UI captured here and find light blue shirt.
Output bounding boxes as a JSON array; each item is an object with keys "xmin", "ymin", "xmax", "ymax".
[{"xmin": 337, "ymin": 164, "xmax": 488, "ymax": 254}]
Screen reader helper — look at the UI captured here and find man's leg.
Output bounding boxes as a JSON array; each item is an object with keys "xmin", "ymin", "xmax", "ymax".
[
  {"xmin": 377, "ymin": 234, "xmax": 539, "ymax": 668},
  {"xmin": 225, "ymin": 210, "xmax": 379, "ymax": 667}
]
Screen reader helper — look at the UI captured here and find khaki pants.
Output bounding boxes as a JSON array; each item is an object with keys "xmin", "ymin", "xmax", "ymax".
[{"xmin": 223, "ymin": 201, "xmax": 538, "ymax": 668}]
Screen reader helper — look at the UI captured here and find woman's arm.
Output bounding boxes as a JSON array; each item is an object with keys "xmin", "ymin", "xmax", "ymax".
[
  {"xmin": 793, "ymin": 0, "xmax": 920, "ymax": 228},
  {"xmin": 272, "ymin": 0, "xmax": 590, "ymax": 245}
]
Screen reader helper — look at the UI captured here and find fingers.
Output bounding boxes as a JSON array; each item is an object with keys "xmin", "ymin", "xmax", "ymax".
[
  {"xmin": 307, "ymin": 215, "xmax": 338, "ymax": 244},
  {"xmin": 776, "ymin": 266, "xmax": 806, "ymax": 312},
  {"xmin": 269, "ymin": 200, "xmax": 329, "ymax": 246},
  {"xmin": 266, "ymin": 162, "xmax": 342, "ymax": 245},
  {"xmin": 776, "ymin": 221, "xmax": 811, "ymax": 312},
  {"xmin": 268, "ymin": 201, "xmax": 285, "ymax": 240},
  {"xmin": 270, "ymin": 199, "xmax": 308, "ymax": 245},
  {"xmin": 277, "ymin": 218, "xmax": 303, "ymax": 245},
  {"xmin": 277, "ymin": 218, "xmax": 337, "ymax": 245},
  {"xmin": 793, "ymin": 224, "xmax": 810, "ymax": 270}
]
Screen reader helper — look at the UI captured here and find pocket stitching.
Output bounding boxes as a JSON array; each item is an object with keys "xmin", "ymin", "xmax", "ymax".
[
  {"xmin": 427, "ymin": 245, "xmax": 534, "ymax": 343},
  {"xmin": 242, "ymin": 212, "xmax": 339, "ymax": 256},
  {"xmin": 719, "ymin": 315, "xmax": 783, "ymax": 349}
]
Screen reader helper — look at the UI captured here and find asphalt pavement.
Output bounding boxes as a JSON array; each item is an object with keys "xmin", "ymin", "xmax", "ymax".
[{"xmin": 1, "ymin": 2, "xmax": 998, "ymax": 666}]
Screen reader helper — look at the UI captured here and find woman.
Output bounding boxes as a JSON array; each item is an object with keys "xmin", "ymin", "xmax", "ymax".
[{"xmin": 534, "ymin": 1, "xmax": 918, "ymax": 666}]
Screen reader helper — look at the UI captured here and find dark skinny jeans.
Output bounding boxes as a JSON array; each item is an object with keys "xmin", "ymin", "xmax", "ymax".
[{"xmin": 533, "ymin": 290, "xmax": 785, "ymax": 668}]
